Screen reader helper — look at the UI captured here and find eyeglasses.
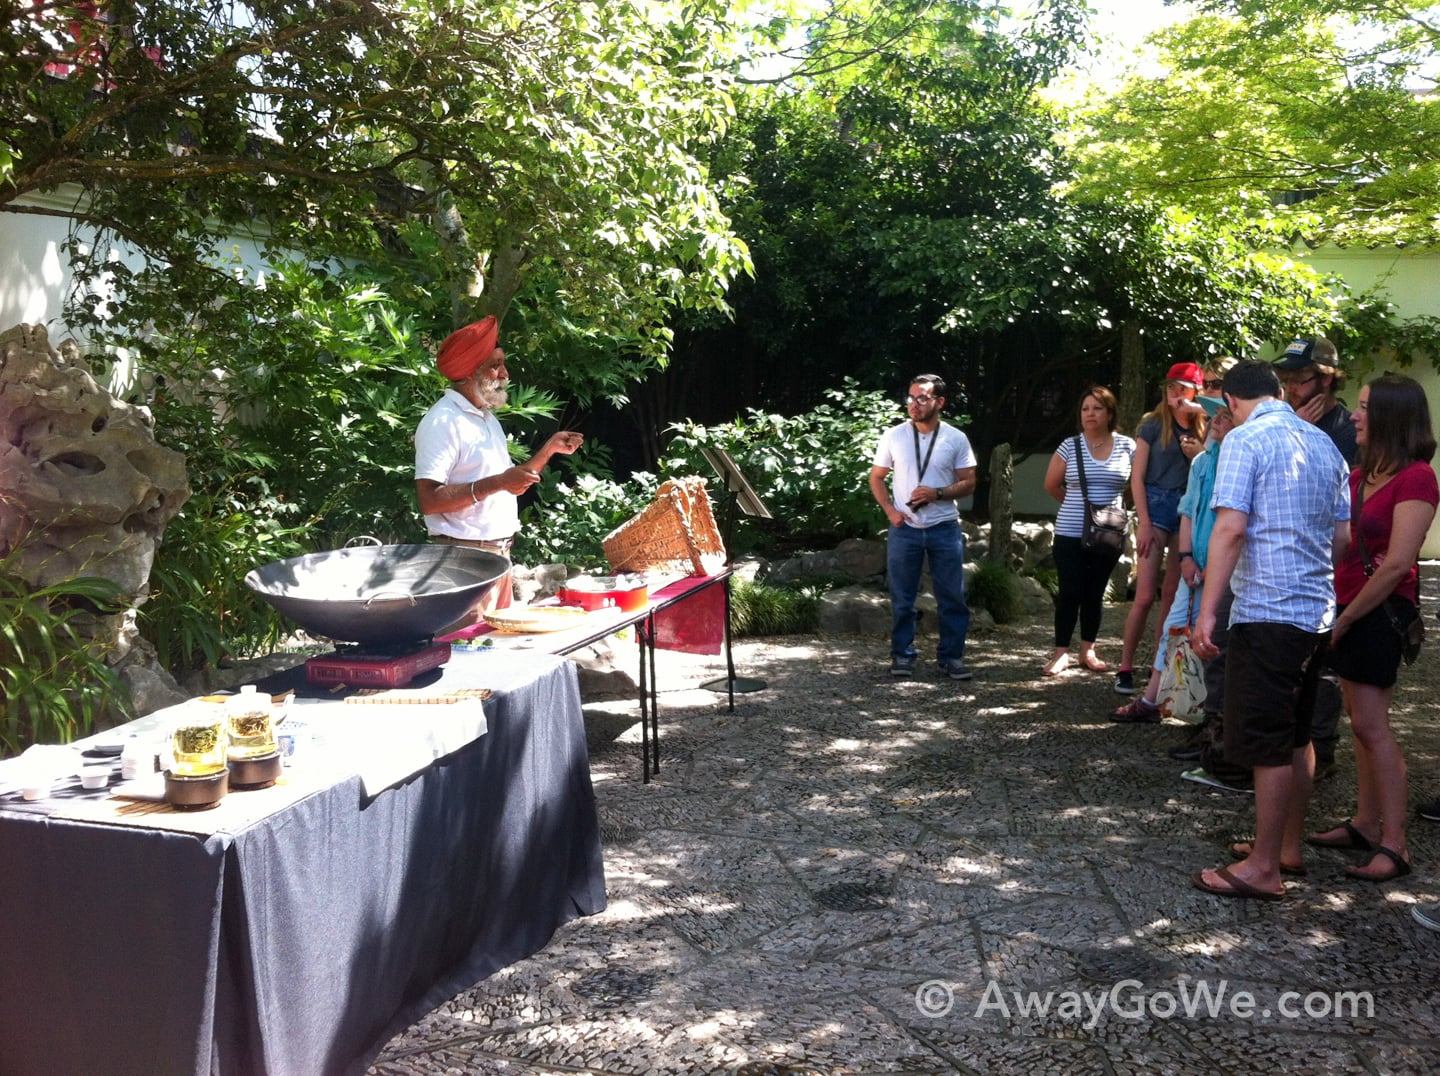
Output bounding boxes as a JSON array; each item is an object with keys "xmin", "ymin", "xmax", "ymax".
[
  {"xmin": 904, "ymin": 395, "xmax": 939, "ymax": 405},
  {"xmin": 1280, "ymin": 374, "xmax": 1319, "ymax": 388},
  {"xmin": 1204, "ymin": 379, "xmax": 1224, "ymax": 391}
]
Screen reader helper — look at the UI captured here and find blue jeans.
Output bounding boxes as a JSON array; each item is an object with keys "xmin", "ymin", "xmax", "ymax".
[{"xmin": 887, "ymin": 520, "xmax": 971, "ymax": 664}]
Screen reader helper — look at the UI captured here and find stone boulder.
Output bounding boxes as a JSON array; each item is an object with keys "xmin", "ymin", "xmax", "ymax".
[
  {"xmin": 759, "ymin": 538, "xmax": 885, "ymax": 586},
  {"xmin": 818, "ymin": 584, "xmax": 893, "ymax": 635},
  {"xmin": 0, "ymin": 324, "xmax": 190, "ymax": 594},
  {"xmin": 0, "ymin": 323, "xmax": 192, "ymax": 720}
]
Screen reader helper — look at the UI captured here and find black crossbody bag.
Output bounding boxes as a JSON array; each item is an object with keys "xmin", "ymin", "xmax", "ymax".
[{"xmin": 1074, "ymin": 436, "xmax": 1128, "ymax": 555}]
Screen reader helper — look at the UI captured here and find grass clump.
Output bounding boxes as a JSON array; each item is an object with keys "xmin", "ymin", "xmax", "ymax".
[
  {"xmin": 968, "ymin": 560, "xmax": 1022, "ymax": 624},
  {"xmin": 729, "ymin": 578, "xmax": 827, "ymax": 636}
]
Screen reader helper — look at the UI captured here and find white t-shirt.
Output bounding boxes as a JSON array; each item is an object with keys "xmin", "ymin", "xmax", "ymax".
[
  {"xmin": 414, "ymin": 389, "xmax": 518, "ymax": 541},
  {"xmin": 872, "ymin": 421, "xmax": 977, "ymax": 527}
]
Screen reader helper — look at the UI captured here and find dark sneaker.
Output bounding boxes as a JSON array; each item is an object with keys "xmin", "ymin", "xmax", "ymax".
[
  {"xmin": 1110, "ymin": 697, "xmax": 1160, "ymax": 724},
  {"xmin": 1418, "ymin": 797, "xmax": 1440, "ymax": 822},
  {"xmin": 1413, "ymin": 903, "xmax": 1440, "ymax": 932},
  {"xmin": 1113, "ymin": 669, "xmax": 1135, "ymax": 695},
  {"xmin": 1167, "ymin": 740, "xmax": 1203, "ymax": 761},
  {"xmin": 1181, "ymin": 767, "xmax": 1254, "ymax": 794},
  {"xmin": 890, "ymin": 658, "xmax": 916, "ymax": 679},
  {"xmin": 939, "ymin": 660, "xmax": 973, "ymax": 681}
]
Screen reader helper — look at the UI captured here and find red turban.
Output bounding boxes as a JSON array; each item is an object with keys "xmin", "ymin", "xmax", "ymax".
[{"xmin": 436, "ymin": 316, "xmax": 498, "ymax": 381}]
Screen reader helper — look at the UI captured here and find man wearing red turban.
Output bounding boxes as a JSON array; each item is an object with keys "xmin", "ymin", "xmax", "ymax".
[{"xmin": 415, "ymin": 317, "xmax": 584, "ymax": 617}]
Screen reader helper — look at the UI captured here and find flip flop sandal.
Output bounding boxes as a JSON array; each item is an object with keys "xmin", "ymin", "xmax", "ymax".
[
  {"xmin": 1229, "ymin": 842, "xmax": 1306, "ymax": 877},
  {"xmin": 1344, "ymin": 846, "xmax": 1413, "ymax": 883},
  {"xmin": 1305, "ymin": 820, "xmax": 1375, "ymax": 851},
  {"xmin": 1191, "ymin": 864, "xmax": 1285, "ymax": 902}
]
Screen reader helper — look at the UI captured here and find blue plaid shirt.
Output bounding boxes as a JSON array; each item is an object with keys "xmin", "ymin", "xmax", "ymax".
[{"xmin": 1211, "ymin": 399, "xmax": 1350, "ymax": 632}]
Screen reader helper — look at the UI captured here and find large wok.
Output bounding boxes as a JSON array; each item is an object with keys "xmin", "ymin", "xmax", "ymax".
[{"xmin": 244, "ymin": 543, "xmax": 510, "ymax": 646}]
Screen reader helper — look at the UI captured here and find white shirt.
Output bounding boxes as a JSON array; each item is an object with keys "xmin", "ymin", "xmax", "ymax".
[
  {"xmin": 414, "ymin": 389, "xmax": 518, "ymax": 541},
  {"xmin": 872, "ymin": 421, "xmax": 976, "ymax": 528}
]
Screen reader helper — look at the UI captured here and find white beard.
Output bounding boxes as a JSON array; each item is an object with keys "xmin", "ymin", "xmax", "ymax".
[{"xmin": 476, "ymin": 378, "xmax": 509, "ymax": 410}]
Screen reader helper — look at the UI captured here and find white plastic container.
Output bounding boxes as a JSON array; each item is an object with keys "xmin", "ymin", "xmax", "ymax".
[
  {"xmin": 120, "ymin": 734, "xmax": 153, "ymax": 780},
  {"xmin": 21, "ymin": 780, "xmax": 49, "ymax": 801}
]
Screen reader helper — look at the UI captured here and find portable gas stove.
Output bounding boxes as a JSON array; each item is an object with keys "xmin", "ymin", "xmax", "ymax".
[{"xmin": 305, "ymin": 639, "xmax": 451, "ymax": 689}]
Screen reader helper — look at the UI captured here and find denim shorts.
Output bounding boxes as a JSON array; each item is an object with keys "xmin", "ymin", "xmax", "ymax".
[{"xmin": 1145, "ymin": 484, "xmax": 1182, "ymax": 534}]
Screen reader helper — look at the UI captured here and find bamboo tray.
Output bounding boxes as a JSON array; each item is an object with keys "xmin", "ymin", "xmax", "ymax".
[{"xmin": 482, "ymin": 607, "xmax": 591, "ymax": 634}]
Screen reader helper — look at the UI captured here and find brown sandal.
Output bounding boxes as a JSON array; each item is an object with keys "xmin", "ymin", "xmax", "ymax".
[
  {"xmin": 1344, "ymin": 846, "xmax": 1412, "ymax": 883},
  {"xmin": 1306, "ymin": 820, "xmax": 1375, "ymax": 851},
  {"xmin": 1230, "ymin": 841, "xmax": 1306, "ymax": 877},
  {"xmin": 1192, "ymin": 865, "xmax": 1285, "ymax": 902}
]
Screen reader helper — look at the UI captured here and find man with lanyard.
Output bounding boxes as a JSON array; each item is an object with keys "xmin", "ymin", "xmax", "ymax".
[
  {"xmin": 869, "ymin": 374, "xmax": 978, "ymax": 681},
  {"xmin": 415, "ymin": 316, "xmax": 583, "ymax": 617},
  {"xmin": 1189, "ymin": 360, "xmax": 1349, "ymax": 900},
  {"xmin": 1275, "ymin": 337, "xmax": 1357, "ymax": 780}
]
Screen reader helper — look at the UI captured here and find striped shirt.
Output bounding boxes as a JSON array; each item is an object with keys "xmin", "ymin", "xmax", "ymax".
[
  {"xmin": 1211, "ymin": 399, "xmax": 1350, "ymax": 631},
  {"xmin": 1053, "ymin": 434, "xmax": 1137, "ymax": 539}
]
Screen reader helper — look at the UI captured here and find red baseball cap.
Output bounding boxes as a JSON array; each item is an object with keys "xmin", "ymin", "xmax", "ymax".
[{"xmin": 1165, "ymin": 362, "xmax": 1204, "ymax": 389}]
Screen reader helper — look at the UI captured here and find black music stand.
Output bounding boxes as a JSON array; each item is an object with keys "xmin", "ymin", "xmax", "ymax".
[{"xmin": 698, "ymin": 446, "xmax": 772, "ymax": 695}]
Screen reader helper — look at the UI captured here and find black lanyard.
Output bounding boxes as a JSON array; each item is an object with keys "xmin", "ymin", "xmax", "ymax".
[{"xmin": 912, "ymin": 422, "xmax": 939, "ymax": 484}]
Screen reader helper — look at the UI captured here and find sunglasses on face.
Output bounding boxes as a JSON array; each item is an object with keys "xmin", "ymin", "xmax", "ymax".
[{"xmin": 905, "ymin": 395, "xmax": 939, "ymax": 405}]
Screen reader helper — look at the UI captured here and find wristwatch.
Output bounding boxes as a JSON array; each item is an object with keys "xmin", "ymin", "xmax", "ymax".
[{"xmin": 1178, "ymin": 551, "xmax": 1194, "ymax": 561}]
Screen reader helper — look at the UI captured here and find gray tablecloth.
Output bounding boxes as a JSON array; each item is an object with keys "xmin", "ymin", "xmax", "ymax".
[{"xmin": 0, "ymin": 652, "xmax": 606, "ymax": 1076}]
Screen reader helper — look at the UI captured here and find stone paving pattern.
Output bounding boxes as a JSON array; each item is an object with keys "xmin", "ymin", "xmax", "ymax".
[{"xmin": 370, "ymin": 608, "xmax": 1440, "ymax": 1074}]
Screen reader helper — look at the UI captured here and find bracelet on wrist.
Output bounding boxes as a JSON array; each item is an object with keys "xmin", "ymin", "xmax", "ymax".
[
  {"xmin": 470, "ymin": 479, "xmax": 480, "ymax": 505},
  {"xmin": 1178, "ymin": 551, "xmax": 1193, "ymax": 561}
]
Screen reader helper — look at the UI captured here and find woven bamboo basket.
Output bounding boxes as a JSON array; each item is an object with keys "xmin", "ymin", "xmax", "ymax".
[{"xmin": 602, "ymin": 477, "xmax": 727, "ymax": 577}]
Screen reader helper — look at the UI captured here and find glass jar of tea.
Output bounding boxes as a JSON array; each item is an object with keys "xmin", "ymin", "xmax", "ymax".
[
  {"xmin": 226, "ymin": 685, "xmax": 278, "ymax": 760},
  {"xmin": 171, "ymin": 705, "xmax": 227, "ymax": 777}
]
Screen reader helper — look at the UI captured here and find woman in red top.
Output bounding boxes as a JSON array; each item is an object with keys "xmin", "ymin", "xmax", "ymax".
[{"xmin": 1309, "ymin": 375, "xmax": 1438, "ymax": 881}]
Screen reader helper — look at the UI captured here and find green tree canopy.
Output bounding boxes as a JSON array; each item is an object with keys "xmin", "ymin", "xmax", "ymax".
[
  {"xmin": 649, "ymin": 2, "xmax": 1362, "ymax": 461},
  {"xmin": 5, "ymin": 0, "xmax": 751, "ymax": 370},
  {"xmin": 1064, "ymin": 1, "xmax": 1440, "ymax": 245}
]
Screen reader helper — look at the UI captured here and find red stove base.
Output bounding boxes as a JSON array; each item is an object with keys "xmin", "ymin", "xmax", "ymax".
[{"xmin": 306, "ymin": 641, "xmax": 451, "ymax": 689}]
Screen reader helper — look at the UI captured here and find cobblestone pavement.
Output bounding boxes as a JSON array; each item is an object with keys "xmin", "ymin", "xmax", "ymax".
[{"xmin": 371, "ymin": 610, "xmax": 1440, "ymax": 1075}]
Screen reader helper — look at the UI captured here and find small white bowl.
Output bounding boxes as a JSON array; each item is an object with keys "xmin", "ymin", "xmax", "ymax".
[
  {"xmin": 80, "ymin": 766, "xmax": 110, "ymax": 790},
  {"xmin": 21, "ymin": 782, "xmax": 49, "ymax": 801}
]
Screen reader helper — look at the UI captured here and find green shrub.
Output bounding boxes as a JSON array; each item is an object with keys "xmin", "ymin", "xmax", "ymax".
[
  {"xmin": 138, "ymin": 476, "xmax": 316, "ymax": 676},
  {"xmin": 660, "ymin": 378, "xmax": 905, "ymax": 555},
  {"xmin": 968, "ymin": 560, "xmax": 1022, "ymax": 624},
  {"xmin": 0, "ymin": 549, "xmax": 132, "ymax": 756},
  {"xmin": 515, "ymin": 470, "xmax": 657, "ymax": 570},
  {"xmin": 730, "ymin": 578, "xmax": 823, "ymax": 636},
  {"xmin": 1029, "ymin": 564, "xmax": 1059, "ymax": 598}
]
